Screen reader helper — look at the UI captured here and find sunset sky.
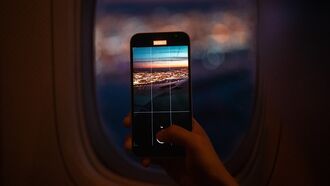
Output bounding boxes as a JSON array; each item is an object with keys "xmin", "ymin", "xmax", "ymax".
[{"xmin": 133, "ymin": 46, "xmax": 188, "ymax": 68}]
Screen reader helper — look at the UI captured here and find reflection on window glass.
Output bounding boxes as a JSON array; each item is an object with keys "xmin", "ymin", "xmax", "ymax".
[{"xmin": 95, "ymin": 0, "xmax": 256, "ymax": 162}]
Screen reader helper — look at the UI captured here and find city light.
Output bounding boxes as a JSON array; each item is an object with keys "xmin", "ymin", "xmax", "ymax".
[{"xmin": 133, "ymin": 68, "xmax": 188, "ymax": 86}]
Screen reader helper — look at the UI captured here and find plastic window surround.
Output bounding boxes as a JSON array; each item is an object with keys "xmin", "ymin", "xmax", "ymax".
[{"xmin": 51, "ymin": 0, "xmax": 282, "ymax": 185}]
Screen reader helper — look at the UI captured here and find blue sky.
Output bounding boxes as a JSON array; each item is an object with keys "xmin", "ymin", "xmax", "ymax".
[{"xmin": 133, "ymin": 46, "xmax": 188, "ymax": 62}]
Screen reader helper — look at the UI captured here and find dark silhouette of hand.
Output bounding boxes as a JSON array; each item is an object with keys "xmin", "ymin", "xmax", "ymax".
[{"xmin": 123, "ymin": 113, "xmax": 238, "ymax": 186}]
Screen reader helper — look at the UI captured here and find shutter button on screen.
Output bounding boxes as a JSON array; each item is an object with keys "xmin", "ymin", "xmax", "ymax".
[{"xmin": 156, "ymin": 125, "xmax": 165, "ymax": 144}]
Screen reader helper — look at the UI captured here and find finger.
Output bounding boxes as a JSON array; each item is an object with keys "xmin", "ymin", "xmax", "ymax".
[
  {"xmin": 141, "ymin": 158, "xmax": 151, "ymax": 167},
  {"xmin": 123, "ymin": 135, "xmax": 132, "ymax": 151},
  {"xmin": 123, "ymin": 113, "xmax": 132, "ymax": 128},
  {"xmin": 156, "ymin": 125, "xmax": 195, "ymax": 149},
  {"xmin": 192, "ymin": 117, "xmax": 208, "ymax": 137}
]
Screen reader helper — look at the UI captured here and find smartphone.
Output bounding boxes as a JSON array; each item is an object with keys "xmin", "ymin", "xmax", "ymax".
[{"xmin": 130, "ymin": 32, "xmax": 192, "ymax": 156}]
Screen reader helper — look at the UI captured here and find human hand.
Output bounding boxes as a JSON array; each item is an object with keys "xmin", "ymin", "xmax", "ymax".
[{"xmin": 123, "ymin": 113, "xmax": 238, "ymax": 186}]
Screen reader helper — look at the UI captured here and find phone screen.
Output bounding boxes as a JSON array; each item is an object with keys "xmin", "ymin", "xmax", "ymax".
[{"xmin": 131, "ymin": 32, "xmax": 192, "ymax": 156}]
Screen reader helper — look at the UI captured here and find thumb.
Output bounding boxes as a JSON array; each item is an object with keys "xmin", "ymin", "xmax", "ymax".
[{"xmin": 156, "ymin": 125, "xmax": 195, "ymax": 149}]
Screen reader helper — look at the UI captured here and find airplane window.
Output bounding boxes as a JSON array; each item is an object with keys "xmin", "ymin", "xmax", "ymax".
[{"xmin": 93, "ymin": 0, "xmax": 256, "ymax": 181}]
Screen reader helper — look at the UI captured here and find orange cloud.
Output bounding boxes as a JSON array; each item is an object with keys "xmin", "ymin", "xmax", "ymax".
[{"xmin": 134, "ymin": 60, "xmax": 188, "ymax": 68}]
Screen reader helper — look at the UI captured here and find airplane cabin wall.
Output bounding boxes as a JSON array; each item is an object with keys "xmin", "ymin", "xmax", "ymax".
[
  {"xmin": 0, "ymin": 0, "xmax": 72, "ymax": 185},
  {"xmin": 259, "ymin": 1, "xmax": 329, "ymax": 185},
  {"xmin": 1, "ymin": 0, "xmax": 329, "ymax": 186}
]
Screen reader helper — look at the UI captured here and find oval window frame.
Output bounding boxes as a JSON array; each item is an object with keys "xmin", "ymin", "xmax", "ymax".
[{"xmin": 51, "ymin": 0, "xmax": 282, "ymax": 185}]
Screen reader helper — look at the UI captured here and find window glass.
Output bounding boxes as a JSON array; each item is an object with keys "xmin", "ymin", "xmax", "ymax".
[{"xmin": 95, "ymin": 0, "xmax": 256, "ymax": 164}]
